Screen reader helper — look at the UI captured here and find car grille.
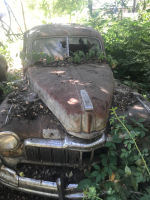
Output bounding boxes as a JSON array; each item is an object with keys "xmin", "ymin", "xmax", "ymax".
[{"xmin": 25, "ymin": 146, "xmax": 80, "ymax": 165}]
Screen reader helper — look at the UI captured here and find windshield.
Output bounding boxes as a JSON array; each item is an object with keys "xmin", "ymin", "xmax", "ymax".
[
  {"xmin": 32, "ymin": 37, "xmax": 68, "ymax": 58},
  {"xmin": 68, "ymin": 37, "xmax": 100, "ymax": 54},
  {"xmin": 32, "ymin": 37, "xmax": 101, "ymax": 57}
]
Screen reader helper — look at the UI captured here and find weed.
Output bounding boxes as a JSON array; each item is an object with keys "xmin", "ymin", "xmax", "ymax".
[{"xmin": 77, "ymin": 107, "xmax": 150, "ymax": 200}]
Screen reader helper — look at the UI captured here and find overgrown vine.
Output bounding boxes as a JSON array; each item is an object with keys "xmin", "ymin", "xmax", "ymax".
[{"xmin": 77, "ymin": 107, "xmax": 150, "ymax": 200}]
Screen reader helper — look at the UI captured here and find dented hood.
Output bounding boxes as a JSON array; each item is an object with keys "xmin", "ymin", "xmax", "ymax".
[{"xmin": 27, "ymin": 63, "xmax": 114, "ymax": 137}]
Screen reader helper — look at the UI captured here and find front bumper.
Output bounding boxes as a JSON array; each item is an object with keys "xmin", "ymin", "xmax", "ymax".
[{"xmin": 0, "ymin": 162, "xmax": 84, "ymax": 199}]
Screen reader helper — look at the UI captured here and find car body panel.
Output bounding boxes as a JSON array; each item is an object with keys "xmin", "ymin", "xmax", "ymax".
[{"xmin": 27, "ymin": 63, "xmax": 113, "ymax": 135}]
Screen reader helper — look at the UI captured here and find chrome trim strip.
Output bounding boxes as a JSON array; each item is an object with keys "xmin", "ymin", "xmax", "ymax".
[
  {"xmin": 136, "ymin": 96, "xmax": 150, "ymax": 114},
  {"xmin": 0, "ymin": 154, "xmax": 102, "ymax": 169},
  {"xmin": 80, "ymin": 90, "xmax": 93, "ymax": 111},
  {"xmin": 0, "ymin": 164, "xmax": 84, "ymax": 199},
  {"xmin": 56, "ymin": 178, "xmax": 64, "ymax": 200},
  {"xmin": 19, "ymin": 176, "xmax": 57, "ymax": 192},
  {"xmin": 24, "ymin": 132, "xmax": 106, "ymax": 152},
  {"xmin": 5, "ymin": 104, "xmax": 13, "ymax": 124},
  {"xmin": 66, "ymin": 36, "xmax": 69, "ymax": 57},
  {"xmin": 0, "ymin": 166, "xmax": 18, "ymax": 187}
]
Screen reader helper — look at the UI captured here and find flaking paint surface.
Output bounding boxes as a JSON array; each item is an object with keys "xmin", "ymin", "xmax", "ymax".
[{"xmin": 27, "ymin": 63, "xmax": 114, "ymax": 133}]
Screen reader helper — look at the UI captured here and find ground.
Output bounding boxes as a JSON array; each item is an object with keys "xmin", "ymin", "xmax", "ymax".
[{"xmin": 0, "ymin": 184, "xmax": 52, "ymax": 200}]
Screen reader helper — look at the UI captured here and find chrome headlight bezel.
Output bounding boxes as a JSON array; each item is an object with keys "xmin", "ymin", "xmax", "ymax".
[{"xmin": 0, "ymin": 131, "xmax": 20, "ymax": 152}]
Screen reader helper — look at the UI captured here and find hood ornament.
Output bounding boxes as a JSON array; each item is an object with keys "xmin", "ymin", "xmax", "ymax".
[{"xmin": 80, "ymin": 90, "xmax": 93, "ymax": 111}]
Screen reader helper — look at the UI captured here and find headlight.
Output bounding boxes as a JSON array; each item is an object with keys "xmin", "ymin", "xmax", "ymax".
[{"xmin": 0, "ymin": 132, "xmax": 20, "ymax": 151}]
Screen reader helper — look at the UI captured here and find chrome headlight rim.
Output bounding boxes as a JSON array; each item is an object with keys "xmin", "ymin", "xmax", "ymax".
[{"xmin": 0, "ymin": 131, "xmax": 20, "ymax": 152}]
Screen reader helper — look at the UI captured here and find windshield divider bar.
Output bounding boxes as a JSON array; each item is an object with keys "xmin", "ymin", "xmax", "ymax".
[{"xmin": 66, "ymin": 36, "xmax": 69, "ymax": 57}]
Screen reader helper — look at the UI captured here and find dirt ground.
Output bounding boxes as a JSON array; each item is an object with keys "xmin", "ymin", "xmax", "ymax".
[
  {"xmin": 0, "ymin": 183, "xmax": 53, "ymax": 200},
  {"xmin": 0, "ymin": 164, "xmax": 86, "ymax": 200}
]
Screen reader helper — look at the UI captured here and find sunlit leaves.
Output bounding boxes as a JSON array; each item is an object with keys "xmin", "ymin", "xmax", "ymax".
[{"xmin": 125, "ymin": 165, "xmax": 131, "ymax": 175}]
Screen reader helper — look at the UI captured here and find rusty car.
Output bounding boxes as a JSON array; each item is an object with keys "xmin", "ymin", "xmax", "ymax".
[{"xmin": 0, "ymin": 24, "xmax": 150, "ymax": 199}]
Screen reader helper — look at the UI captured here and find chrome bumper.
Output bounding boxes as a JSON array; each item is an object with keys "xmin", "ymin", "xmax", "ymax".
[
  {"xmin": 24, "ymin": 132, "xmax": 106, "ymax": 152},
  {"xmin": 0, "ymin": 163, "xmax": 84, "ymax": 199}
]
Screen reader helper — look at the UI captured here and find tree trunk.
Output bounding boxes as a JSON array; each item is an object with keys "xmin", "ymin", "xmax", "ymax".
[
  {"xmin": 132, "ymin": 0, "xmax": 136, "ymax": 13},
  {"xmin": 88, "ymin": 0, "xmax": 93, "ymax": 17},
  {"xmin": 143, "ymin": 0, "xmax": 146, "ymax": 10},
  {"xmin": 21, "ymin": 1, "xmax": 27, "ymax": 31}
]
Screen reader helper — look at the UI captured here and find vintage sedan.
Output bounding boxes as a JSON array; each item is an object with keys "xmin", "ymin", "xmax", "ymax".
[{"xmin": 0, "ymin": 24, "xmax": 150, "ymax": 199}]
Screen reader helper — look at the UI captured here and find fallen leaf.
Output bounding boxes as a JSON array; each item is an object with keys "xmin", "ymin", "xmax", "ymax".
[
  {"xmin": 40, "ymin": 105, "xmax": 43, "ymax": 108},
  {"xmin": 109, "ymin": 172, "xmax": 115, "ymax": 181},
  {"xmin": 68, "ymin": 171, "xmax": 73, "ymax": 178},
  {"xmin": 19, "ymin": 172, "xmax": 25, "ymax": 177},
  {"xmin": 17, "ymin": 115, "xmax": 21, "ymax": 117}
]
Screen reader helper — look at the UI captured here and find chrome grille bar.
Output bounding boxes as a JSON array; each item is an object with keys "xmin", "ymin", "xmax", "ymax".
[{"xmin": 24, "ymin": 133, "xmax": 106, "ymax": 152}]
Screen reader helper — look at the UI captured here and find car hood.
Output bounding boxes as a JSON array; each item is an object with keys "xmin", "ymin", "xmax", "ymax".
[{"xmin": 27, "ymin": 63, "xmax": 114, "ymax": 137}]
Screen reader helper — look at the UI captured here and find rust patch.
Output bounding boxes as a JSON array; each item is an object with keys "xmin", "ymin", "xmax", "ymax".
[
  {"xmin": 0, "ymin": 115, "xmax": 66, "ymax": 140},
  {"xmin": 1, "ymin": 145, "xmax": 23, "ymax": 157},
  {"xmin": 27, "ymin": 63, "xmax": 114, "ymax": 133},
  {"xmin": 28, "ymin": 67, "xmax": 82, "ymax": 116},
  {"xmin": 87, "ymin": 112, "xmax": 93, "ymax": 133}
]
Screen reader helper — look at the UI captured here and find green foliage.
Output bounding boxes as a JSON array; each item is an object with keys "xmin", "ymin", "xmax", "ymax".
[
  {"xmin": 78, "ymin": 107, "xmax": 150, "ymax": 200},
  {"xmin": 71, "ymin": 50, "xmax": 117, "ymax": 68},
  {"xmin": 0, "ymin": 69, "xmax": 22, "ymax": 101},
  {"xmin": 0, "ymin": 42, "xmax": 13, "ymax": 67},
  {"xmin": 21, "ymin": 51, "xmax": 55, "ymax": 64},
  {"xmin": 97, "ymin": 18, "xmax": 150, "ymax": 100},
  {"xmin": 83, "ymin": 187, "xmax": 102, "ymax": 200},
  {"xmin": 72, "ymin": 52, "xmax": 81, "ymax": 64},
  {"xmin": 140, "ymin": 186, "xmax": 150, "ymax": 200},
  {"xmin": 75, "ymin": 9, "xmax": 150, "ymax": 100},
  {"xmin": 7, "ymin": 69, "xmax": 22, "ymax": 82},
  {"xmin": 24, "ymin": 0, "xmax": 87, "ymax": 19}
]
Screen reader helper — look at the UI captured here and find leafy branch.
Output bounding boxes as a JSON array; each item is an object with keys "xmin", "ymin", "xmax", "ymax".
[{"xmin": 111, "ymin": 107, "xmax": 150, "ymax": 176}]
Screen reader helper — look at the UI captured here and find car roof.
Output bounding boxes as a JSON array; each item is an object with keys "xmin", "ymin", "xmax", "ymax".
[{"xmin": 24, "ymin": 24, "xmax": 105, "ymax": 51}]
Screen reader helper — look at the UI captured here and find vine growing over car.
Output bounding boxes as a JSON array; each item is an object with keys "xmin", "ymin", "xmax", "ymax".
[
  {"xmin": 77, "ymin": 107, "xmax": 150, "ymax": 200},
  {"xmin": 71, "ymin": 50, "xmax": 117, "ymax": 68}
]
